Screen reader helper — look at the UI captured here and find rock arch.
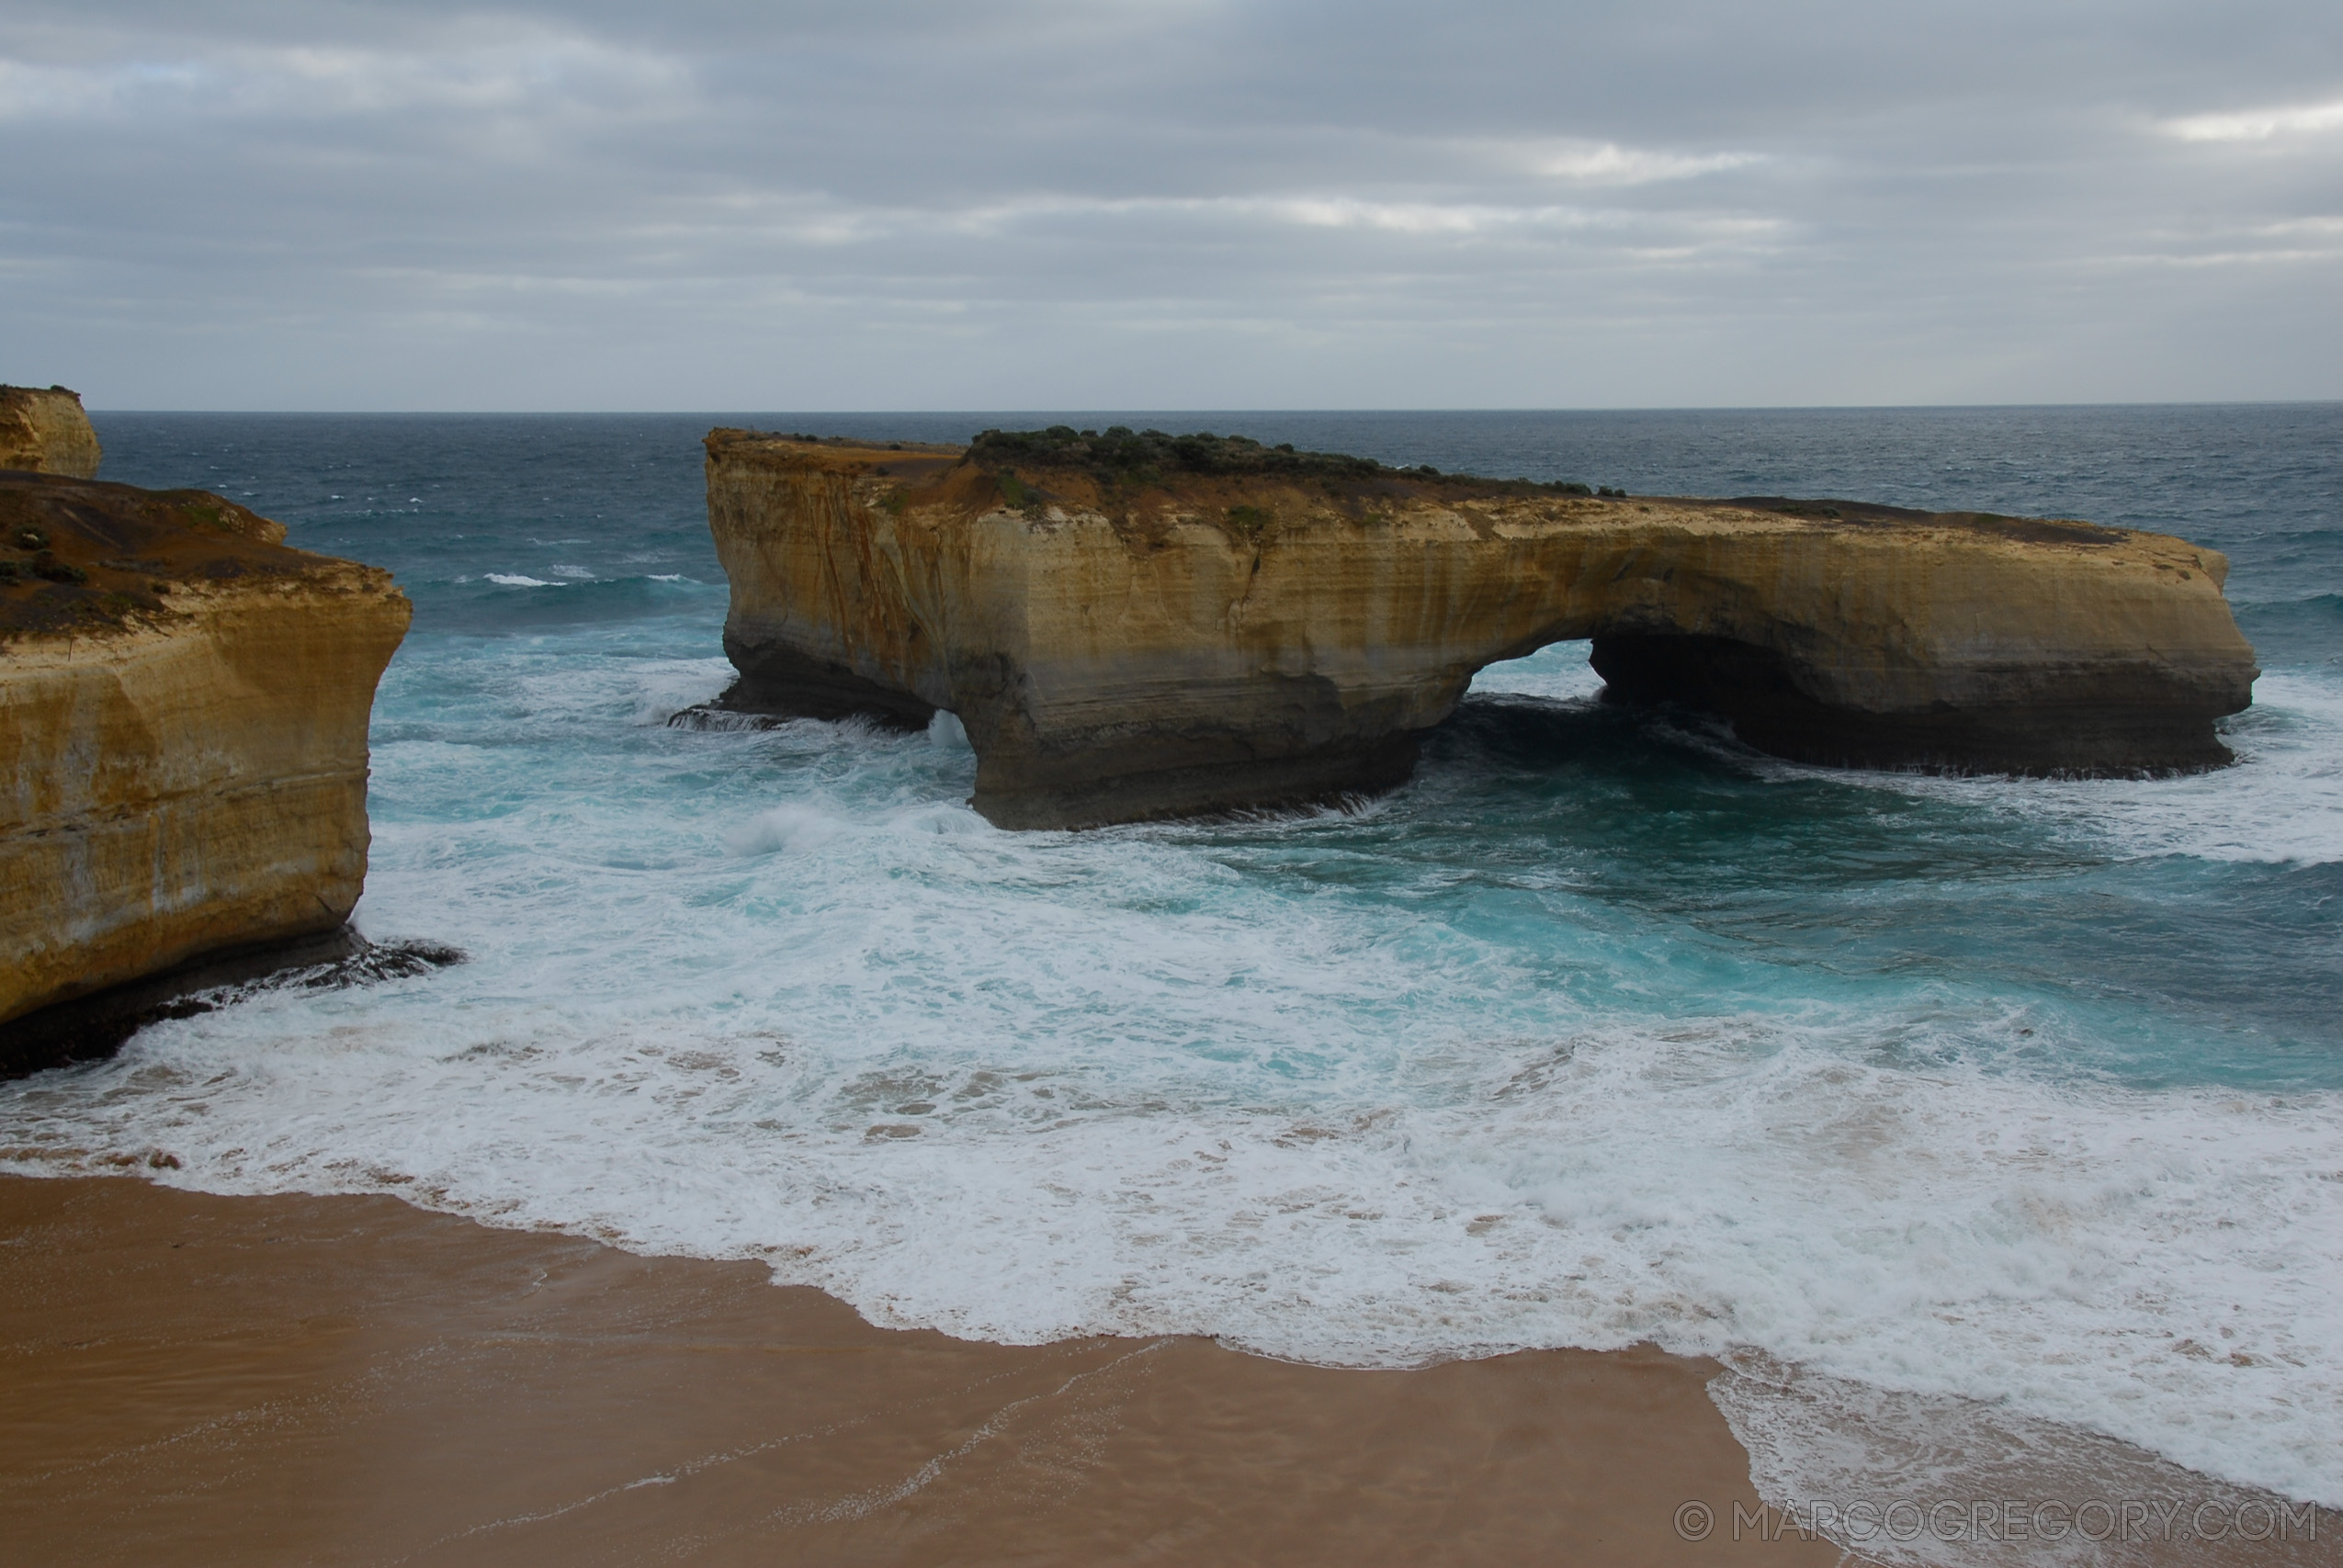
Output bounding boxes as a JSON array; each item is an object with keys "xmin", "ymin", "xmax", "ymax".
[{"xmin": 700, "ymin": 432, "xmax": 2258, "ymax": 829}]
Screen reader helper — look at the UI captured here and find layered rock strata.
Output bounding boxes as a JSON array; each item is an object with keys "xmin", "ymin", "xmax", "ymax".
[
  {"xmin": 1, "ymin": 473, "xmax": 411, "ymax": 1058},
  {"xmin": 704, "ymin": 428, "xmax": 2259, "ymax": 829},
  {"xmin": 0, "ymin": 386, "xmax": 103, "ymax": 478}
]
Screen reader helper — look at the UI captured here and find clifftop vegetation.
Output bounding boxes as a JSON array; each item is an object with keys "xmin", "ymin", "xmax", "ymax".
[{"xmin": 968, "ymin": 426, "xmax": 1607, "ymax": 498}]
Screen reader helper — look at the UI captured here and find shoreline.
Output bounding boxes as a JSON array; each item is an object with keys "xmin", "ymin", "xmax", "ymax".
[
  {"xmin": 1, "ymin": 1171, "xmax": 1838, "ymax": 1565},
  {"xmin": 7, "ymin": 1170, "xmax": 2336, "ymax": 1565}
]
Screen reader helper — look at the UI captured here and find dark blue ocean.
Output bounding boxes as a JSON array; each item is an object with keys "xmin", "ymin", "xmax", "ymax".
[{"xmin": 6, "ymin": 406, "xmax": 2339, "ymax": 1515}]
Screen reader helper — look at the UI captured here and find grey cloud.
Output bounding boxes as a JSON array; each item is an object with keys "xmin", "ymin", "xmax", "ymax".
[{"xmin": 1, "ymin": 1, "xmax": 2337, "ymax": 408}]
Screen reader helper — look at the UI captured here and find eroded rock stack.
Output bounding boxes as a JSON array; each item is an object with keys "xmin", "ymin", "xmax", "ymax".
[
  {"xmin": 1, "ymin": 473, "xmax": 411, "ymax": 1055},
  {"xmin": 703, "ymin": 427, "xmax": 2259, "ymax": 829},
  {"xmin": 0, "ymin": 386, "xmax": 103, "ymax": 479}
]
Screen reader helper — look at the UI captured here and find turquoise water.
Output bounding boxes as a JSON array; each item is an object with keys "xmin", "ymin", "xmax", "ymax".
[{"xmin": 6, "ymin": 408, "xmax": 2339, "ymax": 1512}]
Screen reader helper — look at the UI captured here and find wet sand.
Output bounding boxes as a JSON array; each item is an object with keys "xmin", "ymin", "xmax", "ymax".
[{"xmin": 1, "ymin": 1172, "xmax": 1839, "ymax": 1566}]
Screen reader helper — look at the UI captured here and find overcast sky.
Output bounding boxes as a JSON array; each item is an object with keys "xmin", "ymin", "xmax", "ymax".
[{"xmin": 4, "ymin": 1, "xmax": 2339, "ymax": 410}]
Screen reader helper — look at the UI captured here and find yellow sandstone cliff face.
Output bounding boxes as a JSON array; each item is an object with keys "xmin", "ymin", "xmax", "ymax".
[
  {"xmin": 1, "ymin": 473, "xmax": 411, "ymax": 1031},
  {"xmin": 0, "ymin": 387, "xmax": 103, "ymax": 479},
  {"xmin": 703, "ymin": 429, "xmax": 2259, "ymax": 829}
]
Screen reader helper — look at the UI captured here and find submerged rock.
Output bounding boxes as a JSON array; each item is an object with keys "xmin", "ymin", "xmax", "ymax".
[
  {"xmin": 0, "ymin": 472, "xmax": 413, "ymax": 1058},
  {"xmin": 703, "ymin": 428, "xmax": 2260, "ymax": 829},
  {"xmin": 0, "ymin": 386, "xmax": 103, "ymax": 479}
]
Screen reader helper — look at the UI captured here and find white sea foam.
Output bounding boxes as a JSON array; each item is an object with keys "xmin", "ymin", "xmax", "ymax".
[
  {"xmin": 485, "ymin": 572, "xmax": 559, "ymax": 587},
  {"xmin": 1821, "ymin": 671, "xmax": 2343, "ymax": 868},
  {"xmin": 730, "ymin": 801, "xmax": 850, "ymax": 856},
  {"xmin": 624, "ymin": 656, "xmax": 733, "ymax": 727},
  {"xmin": 1711, "ymin": 1361, "xmax": 2329, "ymax": 1565}
]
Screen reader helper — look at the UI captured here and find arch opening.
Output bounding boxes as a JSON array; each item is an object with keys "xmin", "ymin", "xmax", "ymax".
[
  {"xmin": 1466, "ymin": 637, "xmax": 1604, "ymax": 705},
  {"xmin": 1465, "ymin": 632, "xmax": 1828, "ymax": 763}
]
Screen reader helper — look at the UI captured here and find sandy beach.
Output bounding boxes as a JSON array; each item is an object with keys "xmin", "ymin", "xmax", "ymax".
[{"xmin": 0, "ymin": 1171, "xmax": 1845, "ymax": 1566}]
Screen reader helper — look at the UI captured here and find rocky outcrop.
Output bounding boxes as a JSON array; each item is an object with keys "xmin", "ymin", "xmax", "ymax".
[
  {"xmin": 703, "ymin": 427, "xmax": 2260, "ymax": 829},
  {"xmin": 1, "ymin": 473, "xmax": 412, "ymax": 1056},
  {"xmin": 0, "ymin": 387, "xmax": 103, "ymax": 478}
]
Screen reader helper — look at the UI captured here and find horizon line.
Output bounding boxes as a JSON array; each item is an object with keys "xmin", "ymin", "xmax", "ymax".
[{"xmin": 70, "ymin": 398, "xmax": 2343, "ymax": 417}]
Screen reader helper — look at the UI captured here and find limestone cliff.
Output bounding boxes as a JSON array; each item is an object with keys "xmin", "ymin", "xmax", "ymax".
[
  {"xmin": 703, "ymin": 427, "xmax": 2259, "ymax": 829},
  {"xmin": 0, "ymin": 387, "xmax": 103, "ymax": 478},
  {"xmin": 1, "ymin": 473, "xmax": 411, "ymax": 1038}
]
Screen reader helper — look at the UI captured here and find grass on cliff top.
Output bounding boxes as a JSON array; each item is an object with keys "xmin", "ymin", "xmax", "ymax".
[
  {"xmin": 0, "ymin": 477, "xmax": 303, "ymax": 643},
  {"xmin": 968, "ymin": 425, "xmax": 1604, "ymax": 498}
]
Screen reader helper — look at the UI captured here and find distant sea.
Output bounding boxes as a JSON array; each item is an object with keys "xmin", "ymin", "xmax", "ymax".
[{"xmin": 6, "ymin": 407, "xmax": 2339, "ymax": 1516}]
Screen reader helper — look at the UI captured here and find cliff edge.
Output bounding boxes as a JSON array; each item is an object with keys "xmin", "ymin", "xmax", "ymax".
[
  {"xmin": 0, "ymin": 386, "xmax": 103, "ymax": 479},
  {"xmin": 703, "ymin": 427, "xmax": 2259, "ymax": 829},
  {"xmin": 1, "ymin": 472, "xmax": 412, "ymax": 1051}
]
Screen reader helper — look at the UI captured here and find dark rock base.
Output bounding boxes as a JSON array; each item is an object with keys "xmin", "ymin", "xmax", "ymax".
[
  {"xmin": 688, "ymin": 636, "xmax": 938, "ymax": 730},
  {"xmin": 1590, "ymin": 632, "xmax": 2237, "ymax": 775},
  {"xmin": 0, "ymin": 930, "xmax": 465, "ymax": 1080}
]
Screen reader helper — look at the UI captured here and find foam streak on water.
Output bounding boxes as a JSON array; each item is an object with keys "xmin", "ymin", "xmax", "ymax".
[{"xmin": 6, "ymin": 408, "xmax": 2340, "ymax": 1514}]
